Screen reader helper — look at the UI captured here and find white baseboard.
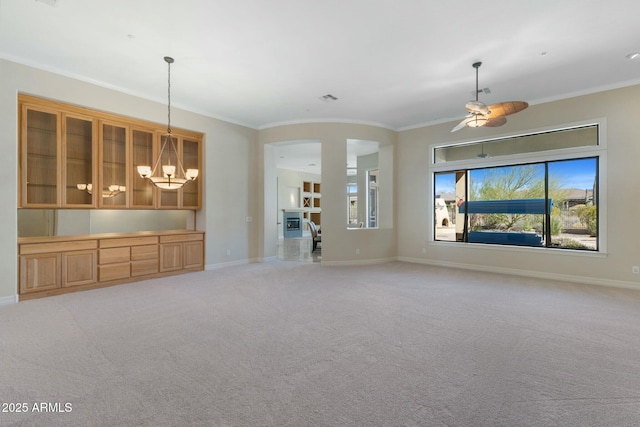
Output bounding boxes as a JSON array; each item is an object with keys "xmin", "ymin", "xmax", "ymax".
[
  {"xmin": 321, "ymin": 257, "xmax": 395, "ymax": 267},
  {"xmin": 205, "ymin": 255, "xmax": 313, "ymax": 270},
  {"xmin": 0, "ymin": 295, "xmax": 18, "ymax": 306},
  {"xmin": 397, "ymin": 256, "xmax": 640, "ymax": 290},
  {"xmin": 205, "ymin": 259, "xmax": 251, "ymax": 270}
]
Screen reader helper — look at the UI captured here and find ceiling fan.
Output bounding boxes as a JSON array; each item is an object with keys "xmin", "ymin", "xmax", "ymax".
[{"xmin": 451, "ymin": 61, "xmax": 528, "ymax": 132}]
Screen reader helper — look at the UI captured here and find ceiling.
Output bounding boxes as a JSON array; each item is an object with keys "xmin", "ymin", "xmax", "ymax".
[{"xmin": 2, "ymin": 0, "xmax": 640, "ymax": 173}]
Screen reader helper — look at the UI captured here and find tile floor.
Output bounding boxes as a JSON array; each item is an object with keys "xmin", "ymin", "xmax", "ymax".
[{"xmin": 277, "ymin": 235, "xmax": 321, "ymax": 263}]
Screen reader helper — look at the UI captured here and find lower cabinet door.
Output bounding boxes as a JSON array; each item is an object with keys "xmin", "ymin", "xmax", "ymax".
[
  {"xmin": 183, "ymin": 241, "xmax": 204, "ymax": 269},
  {"xmin": 19, "ymin": 253, "xmax": 61, "ymax": 294},
  {"xmin": 160, "ymin": 243, "xmax": 182, "ymax": 272},
  {"xmin": 62, "ymin": 250, "xmax": 97, "ymax": 287}
]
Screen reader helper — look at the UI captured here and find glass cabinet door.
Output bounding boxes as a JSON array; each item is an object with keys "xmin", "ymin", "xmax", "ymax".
[
  {"xmin": 131, "ymin": 129, "xmax": 155, "ymax": 208},
  {"xmin": 182, "ymin": 138, "xmax": 200, "ymax": 209},
  {"xmin": 64, "ymin": 115, "xmax": 95, "ymax": 207},
  {"xmin": 100, "ymin": 123, "xmax": 128, "ymax": 207},
  {"xmin": 22, "ymin": 107, "xmax": 61, "ymax": 207}
]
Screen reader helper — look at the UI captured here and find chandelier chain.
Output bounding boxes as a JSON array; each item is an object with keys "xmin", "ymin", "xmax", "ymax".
[{"xmin": 167, "ymin": 58, "xmax": 172, "ymax": 134}]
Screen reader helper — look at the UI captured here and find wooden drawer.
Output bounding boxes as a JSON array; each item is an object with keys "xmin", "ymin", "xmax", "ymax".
[
  {"xmin": 99, "ymin": 247, "xmax": 130, "ymax": 264},
  {"xmin": 160, "ymin": 233, "xmax": 203, "ymax": 243},
  {"xmin": 100, "ymin": 236, "xmax": 158, "ymax": 248},
  {"xmin": 99, "ymin": 263, "xmax": 130, "ymax": 282},
  {"xmin": 131, "ymin": 244, "xmax": 158, "ymax": 261},
  {"xmin": 20, "ymin": 240, "xmax": 98, "ymax": 255},
  {"xmin": 131, "ymin": 259, "xmax": 159, "ymax": 277}
]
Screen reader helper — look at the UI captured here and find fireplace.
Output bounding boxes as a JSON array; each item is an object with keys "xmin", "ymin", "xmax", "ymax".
[{"xmin": 283, "ymin": 211, "xmax": 303, "ymax": 238}]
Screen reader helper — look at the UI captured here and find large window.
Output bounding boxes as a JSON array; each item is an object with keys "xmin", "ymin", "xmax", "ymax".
[{"xmin": 433, "ymin": 124, "xmax": 601, "ymax": 251}]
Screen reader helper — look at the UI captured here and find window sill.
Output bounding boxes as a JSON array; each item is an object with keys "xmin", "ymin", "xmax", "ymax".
[{"xmin": 430, "ymin": 240, "xmax": 607, "ymax": 259}]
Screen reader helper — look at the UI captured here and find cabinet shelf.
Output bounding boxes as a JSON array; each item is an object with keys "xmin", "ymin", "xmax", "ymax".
[
  {"xmin": 102, "ymin": 160, "xmax": 126, "ymax": 166},
  {"xmin": 26, "ymin": 151, "xmax": 57, "ymax": 159},
  {"xmin": 27, "ymin": 127, "xmax": 57, "ymax": 135},
  {"xmin": 27, "ymin": 183, "xmax": 56, "ymax": 188},
  {"xmin": 66, "ymin": 156, "xmax": 92, "ymax": 163}
]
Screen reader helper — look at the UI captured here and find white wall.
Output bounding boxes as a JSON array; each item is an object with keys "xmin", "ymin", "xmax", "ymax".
[
  {"xmin": 397, "ymin": 84, "xmax": 640, "ymax": 289},
  {"xmin": 1, "ymin": 59, "xmax": 258, "ymax": 302}
]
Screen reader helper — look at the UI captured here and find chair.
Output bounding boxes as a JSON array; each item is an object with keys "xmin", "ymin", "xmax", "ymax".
[{"xmin": 308, "ymin": 221, "xmax": 321, "ymax": 252}]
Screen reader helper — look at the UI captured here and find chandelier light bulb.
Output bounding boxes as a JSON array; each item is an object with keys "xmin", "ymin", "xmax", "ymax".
[
  {"xmin": 137, "ymin": 166, "xmax": 152, "ymax": 178},
  {"xmin": 186, "ymin": 169, "xmax": 199, "ymax": 180}
]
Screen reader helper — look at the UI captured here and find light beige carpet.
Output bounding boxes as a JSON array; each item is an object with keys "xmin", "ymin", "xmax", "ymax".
[{"xmin": 2, "ymin": 261, "xmax": 640, "ymax": 426}]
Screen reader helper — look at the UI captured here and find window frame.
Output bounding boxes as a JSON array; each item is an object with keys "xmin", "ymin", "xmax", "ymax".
[{"xmin": 430, "ymin": 119, "xmax": 607, "ymax": 255}]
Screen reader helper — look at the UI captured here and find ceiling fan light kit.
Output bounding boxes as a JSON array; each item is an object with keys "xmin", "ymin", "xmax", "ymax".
[
  {"xmin": 451, "ymin": 61, "xmax": 528, "ymax": 133},
  {"xmin": 466, "ymin": 116, "xmax": 489, "ymax": 128}
]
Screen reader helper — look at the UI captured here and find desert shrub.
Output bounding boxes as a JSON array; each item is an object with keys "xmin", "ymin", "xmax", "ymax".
[{"xmin": 575, "ymin": 205, "xmax": 597, "ymax": 236}]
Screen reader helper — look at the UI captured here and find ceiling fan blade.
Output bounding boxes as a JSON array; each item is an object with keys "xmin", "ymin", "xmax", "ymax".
[
  {"xmin": 484, "ymin": 116, "xmax": 507, "ymax": 127},
  {"xmin": 451, "ymin": 117, "xmax": 471, "ymax": 132},
  {"xmin": 487, "ymin": 101, "xmax": 528, "ymax": 119}
]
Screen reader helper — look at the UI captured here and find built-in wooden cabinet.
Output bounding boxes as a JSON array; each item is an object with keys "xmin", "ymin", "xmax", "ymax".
[
  {"xmin": 18, "ymin": 239, "xmax": 98, "ymax": 294},
  {"xmin": 19, "ymin": 94, "xmax": 203, "ymax": 210},
  {"xmin": 18, "ymin": 230, "xmax": 204, "ymax": 300},
  {"xmin": 160, "ymin": 233, "xmax": 204, "ymax": 272}
]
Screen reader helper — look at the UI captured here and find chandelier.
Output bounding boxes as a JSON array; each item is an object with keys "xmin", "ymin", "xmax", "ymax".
[{"xmin": 137, "ymin": 56, "xmax": 198, "ymax": 190}]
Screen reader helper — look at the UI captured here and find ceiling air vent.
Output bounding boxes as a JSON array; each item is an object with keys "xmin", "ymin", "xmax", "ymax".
[
  {"xmin": 319, "ymin": 94, "xmax": 338, "ymax": 102},
  {"xmin": 36, "ymin": 0, "xmax": 58, "ymax": 6}
]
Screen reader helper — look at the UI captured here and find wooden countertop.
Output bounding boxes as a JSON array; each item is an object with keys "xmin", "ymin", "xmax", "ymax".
[{"xmin": 18, "ymin": 229, "xmax": 204, "ymax": 245}]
